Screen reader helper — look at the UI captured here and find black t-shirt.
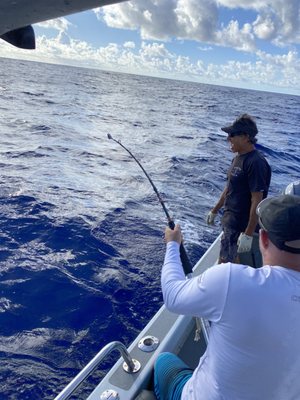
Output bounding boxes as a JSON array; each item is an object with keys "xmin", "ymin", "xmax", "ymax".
[{"xmin": 222, "ymin": 150, "xmax": 271, "ymax": 231}]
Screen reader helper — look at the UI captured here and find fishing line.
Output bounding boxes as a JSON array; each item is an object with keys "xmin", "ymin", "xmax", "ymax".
[{"xmin": 107, "ymin": 133, "xmax": 193, "ymax": 276}]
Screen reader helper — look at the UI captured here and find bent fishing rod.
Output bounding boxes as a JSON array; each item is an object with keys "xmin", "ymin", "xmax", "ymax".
[{"xmin": 107, "ymin": 133, "xmax": 193, "ymax": 276}]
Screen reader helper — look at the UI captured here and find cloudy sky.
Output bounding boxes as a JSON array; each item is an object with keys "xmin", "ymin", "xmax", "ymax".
[{"xmin": 1, "ymin": 0, "xmax": 300, "ymax": 95}]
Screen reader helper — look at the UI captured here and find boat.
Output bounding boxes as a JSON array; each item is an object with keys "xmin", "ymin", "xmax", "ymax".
[
  {"xmin": 0, "ymin": 0, "xmax": 127, "ymax": 48},
  {"xmin": 0, "ymin": 2, "xmax": 263, "ymax": 399},
  {"xmin": 53, "ymin": 233, "xmax": 221, "ymax": 400}
]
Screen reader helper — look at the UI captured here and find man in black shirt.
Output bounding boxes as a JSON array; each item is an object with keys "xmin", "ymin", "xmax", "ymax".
[{"xmin": 207, "ymin": 114, "xmax": 271, "ymax": 266}]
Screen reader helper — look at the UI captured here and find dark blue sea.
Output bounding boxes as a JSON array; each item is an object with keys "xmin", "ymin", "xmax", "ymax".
[{"xmin": 0, "ymin": 57, "xmax": 299, "ymax": 399}]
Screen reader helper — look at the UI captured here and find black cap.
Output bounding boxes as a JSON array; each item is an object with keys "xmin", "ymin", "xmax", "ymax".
[
  {"xmin": 221, "ymin": 114, "xmax": 258, "ymax": 137},
  {"xmin": 257, "ymin": 195, "xmax": 300, "ymax": 254}
]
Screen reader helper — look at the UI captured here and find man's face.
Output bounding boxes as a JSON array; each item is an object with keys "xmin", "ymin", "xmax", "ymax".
[{"xmin": 227, "ymin": 133, "xmax": 249, "ymax": 154}]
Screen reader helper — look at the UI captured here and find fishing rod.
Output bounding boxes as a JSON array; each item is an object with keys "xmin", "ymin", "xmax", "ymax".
[
  {"xmin": 108, "ymin": 134, "xmax": 210, "ymax": 343},
  {"xmin": 107, "ymin": 133, "xmax": 193, "ymax": 276}
]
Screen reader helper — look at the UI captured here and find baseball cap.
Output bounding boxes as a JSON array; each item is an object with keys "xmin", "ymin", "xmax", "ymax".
[
  {"xmin": 256, "ymin": 195, "xmax": 300, "ymax": 254},
  {"xmin": 221, "ymin": 114, "xmax": 258, "ymax": 137}
]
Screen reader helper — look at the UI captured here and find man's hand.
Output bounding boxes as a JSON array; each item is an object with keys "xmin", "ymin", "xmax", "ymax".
[
  {"xmin": 165, "ymin": 224, "xmax": 182, "ymax": 244},
  {"xmin": 206, "ymin": 211, "xmax": 217, "ymax": 225},
  {"xmin": 237, "ymin": 233, "xmax": 253, "ymax": 253}
]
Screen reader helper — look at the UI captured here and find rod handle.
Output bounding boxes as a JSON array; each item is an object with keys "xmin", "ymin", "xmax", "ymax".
[{"xmin": 168, "ymin": 221, "xmax": 193, "ymax": 276}]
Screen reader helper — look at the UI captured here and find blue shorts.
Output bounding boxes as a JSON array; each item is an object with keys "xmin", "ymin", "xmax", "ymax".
[{"xmin": 154, "ymin": 352, "xmax": 193, "ymax": 400}]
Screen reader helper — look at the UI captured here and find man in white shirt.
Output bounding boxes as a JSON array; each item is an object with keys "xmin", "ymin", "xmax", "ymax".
[{"xmin": 154, "ymin": 194, "xmax": 300, "ymax": 400}]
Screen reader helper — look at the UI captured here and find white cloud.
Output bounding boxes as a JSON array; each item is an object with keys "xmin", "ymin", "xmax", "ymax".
[
  {"xmin": 198, "ymin": 46, "xmax": 213, "ymax": 51},
  {"xmin": 141, "ymin": 42, "xmax": 174, "ymax": 58},
  {"xmin": 100, "ymin": 0, "xmax": 300, "ymax": 51},
  {"xmin": 216, "ymin": 0, "xmax": 300, "ymax": 43},
  {"xmin": 253, "ymin": 15, "xmax": 277, "ymax": 40},
  {"xmin": 256, "ymin": 50, "xmax": 300, "ymax": 86},
  {"xmin": 98, "ymin": 0, "xmax": 255, "ymax": 52},
  {"xmin": 56, "ymin": 31, "xmax": 71, "ymax": 46},
  {"xmin": 96, "ymin": 0, "xmax": 219, "ymax": 42},
  {"xmin": 216, "ymin": 21, "xmax": 255, "ymax": 52},
  {"xmin": 175, "ymin": 0, "xmax": 218, "ymax": 41},
  {"xmin": 124, "ymin": 41, "xmax": 136, "ymax": 48},
  {"xmin": 96, "ymin": 1, "xmax": 182, "ymax": 41},
  {"xmin": 36, "ymin": 17, "xmax": 71, "ymax": 33}
]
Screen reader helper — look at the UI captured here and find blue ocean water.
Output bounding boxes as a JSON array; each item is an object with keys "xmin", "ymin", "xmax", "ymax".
[{"xmin": 0, "ymin": 57, "xmax": 299, "ymax": 399}]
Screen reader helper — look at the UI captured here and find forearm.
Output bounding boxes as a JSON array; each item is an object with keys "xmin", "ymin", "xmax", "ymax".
[
  {"xmin": 162, "ymin": 241, "xmax": 185, "ymax": 283},
  {"xmin": 211, "ymin": 186, "xmax": 228, "ymax": 213},
  {"xmin": 162, "ymin": 242, "xmax": 199, "ymax": 315}
]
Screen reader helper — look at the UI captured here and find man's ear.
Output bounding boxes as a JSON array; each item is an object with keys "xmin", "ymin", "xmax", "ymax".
[
  {"xmin": 245, "ymin": 133, "xmax": 252, "ymax": 143},
  {"xmin": 259, "ymin": 229, "xmax": 269, "ymax": 249}
]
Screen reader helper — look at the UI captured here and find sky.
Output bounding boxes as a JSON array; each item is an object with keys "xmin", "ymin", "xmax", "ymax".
[{"xmin": 0, "ymin": 0, "xmax": 300, "ymax": 95}]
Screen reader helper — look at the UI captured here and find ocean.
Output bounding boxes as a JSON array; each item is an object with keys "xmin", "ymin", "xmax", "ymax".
[{"xmin": 0, "ymin": 57, "xmax": 299, "ymax": 399}]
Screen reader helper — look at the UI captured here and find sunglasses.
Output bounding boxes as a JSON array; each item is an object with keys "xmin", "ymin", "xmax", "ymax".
[{"xmin": 227, "ymin": 132, "xmax": 244, "ymax": 138}]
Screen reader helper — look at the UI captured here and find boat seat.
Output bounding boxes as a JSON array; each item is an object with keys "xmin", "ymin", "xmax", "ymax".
[{"xmin": 134, "ymin": 389, "xmax": 156, "ymax": 400}]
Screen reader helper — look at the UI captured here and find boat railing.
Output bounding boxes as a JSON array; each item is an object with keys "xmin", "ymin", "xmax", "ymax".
[{"xmin": 54, "ymin": 340, "xmax": 141, "ymax": 400}]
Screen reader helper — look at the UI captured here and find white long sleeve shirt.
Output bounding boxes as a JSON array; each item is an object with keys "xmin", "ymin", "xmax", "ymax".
[{"xmin": 162, "ymin": 241, "xmax": 300, "ymax": 400}]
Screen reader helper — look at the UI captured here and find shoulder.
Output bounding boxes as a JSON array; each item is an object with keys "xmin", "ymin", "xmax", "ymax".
[
  {"xmin": 246, "ymin": 149, "xmax": 265, "ymax": 161},
  {"xmin": 200, "ymin": 263, "xmax": 273, "ymax": 288},
  {"xmin": 199, "ymin": 262, "xmax": 233, "ymax": 287},
  {"xmin": 227, "ymin": 264, "xmax": 275, "ymax": 291},
  {"xmin": 244, "ymin": 150, "xmax": 270, "ymax": 171},
  {"xmin": 198, "ymin": 263, "xmax": 256, "ymax": 305},
  {"xmin": 249, "ymin": 149, "xmax": 270, "ymax": 165}
]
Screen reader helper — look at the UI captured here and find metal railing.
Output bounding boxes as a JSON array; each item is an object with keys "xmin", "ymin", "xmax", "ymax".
[{"xmin": 54, "ymin": 341, "xmax": 137, "ymax": 400}]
